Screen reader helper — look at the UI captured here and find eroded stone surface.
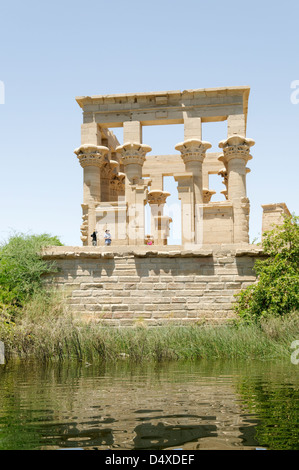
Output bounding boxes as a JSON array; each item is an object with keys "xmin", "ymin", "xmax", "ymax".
[{"xmin": 42, "ymin": 247, "xmax": 265, "ymax": 326}]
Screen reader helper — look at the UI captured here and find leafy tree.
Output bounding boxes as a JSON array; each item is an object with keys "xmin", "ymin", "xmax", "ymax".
[
  {"xmin": 0, "ymin": 233, "xmax": 62, "ymax": 311},
  {"xmin": 235, "ymin": 214, "xmax": 299, "ymax": 322}
]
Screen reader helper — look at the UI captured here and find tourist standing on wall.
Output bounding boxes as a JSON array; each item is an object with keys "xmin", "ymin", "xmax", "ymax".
[
  {"xmin": 104, "ymin": 230, "xmax": 112, "ymax": 246},
  {"xmin": 91, "ymin": 230, "xmax": 97, "ymax": 246}
]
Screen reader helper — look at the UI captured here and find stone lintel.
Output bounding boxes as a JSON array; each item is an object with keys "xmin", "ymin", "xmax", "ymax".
[
  {"xmin": 76, "ymin": 86, "xmax": 250, "ymax": 109},
  {"xmin": 76, "ymin": 87, "xmax": 250, "ymax": 127}
]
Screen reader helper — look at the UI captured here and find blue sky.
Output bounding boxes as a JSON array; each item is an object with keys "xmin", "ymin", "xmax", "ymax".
[{"xmin": 0, "ymin": 0, "xmax": 298, "ymax": 246}]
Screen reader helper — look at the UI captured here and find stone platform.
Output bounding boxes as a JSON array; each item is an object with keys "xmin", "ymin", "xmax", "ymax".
[{"xmin": 42, "ymin": 244, "xmax": 264, "ymax": 326}]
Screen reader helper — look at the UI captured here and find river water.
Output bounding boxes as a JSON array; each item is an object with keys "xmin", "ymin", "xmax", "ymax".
[{"xmin": 0, "ymin": 359, "xmax": 298, "ymax": 450}]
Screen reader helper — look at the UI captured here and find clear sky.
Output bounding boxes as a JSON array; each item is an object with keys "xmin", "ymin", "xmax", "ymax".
[{"xmin": 0, "ymin": 0, "xmax": 298, "ymax": 246}]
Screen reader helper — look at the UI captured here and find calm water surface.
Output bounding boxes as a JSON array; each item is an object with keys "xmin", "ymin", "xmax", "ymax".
[{"xmin": 0, "ymin": 360, "xmax": 298, "ymax": 450}]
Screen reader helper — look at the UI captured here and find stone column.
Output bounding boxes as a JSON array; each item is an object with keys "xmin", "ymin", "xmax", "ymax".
[
  {"xmin": 100, "ymin": 158, "xmax": 119, "ymax": 202},
  {"xmin": 147, "ymin": 190, "xmax": 171, "ymax": 245},
  {"xmin": 218, "ymin": 135, "xmax": 255, "ymax": 243},
  {"xmin": 174, "ymin": 173, "xmax": 194, "ymax": 245},
  {"xmin": 175, "ymin": 139, "xmax": 211, "ymax": 244},
  {"xmin": 74, "ymin": 144, "xmax": 109, "ymax": 245},
  {"xmin": 116, "ymin": 142, "xmax": 151, "ymax": 245},
  {"xmin": 218, "ymin": 167, "xmax": 228, "ymax": 200},
  {"xmin": 110, "ymin": 172, "xmax": 125, "ymax": 201}
]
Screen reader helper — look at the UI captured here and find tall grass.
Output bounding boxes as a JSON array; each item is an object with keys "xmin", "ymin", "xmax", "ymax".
[{"xmin": 1, "ymin": 290, "xmax": 298, "ymax": 364}]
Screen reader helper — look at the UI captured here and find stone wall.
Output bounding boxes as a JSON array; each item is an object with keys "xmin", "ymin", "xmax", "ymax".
[{"xmin": 42, "ymin": 245, "xmax": 263, "ymax": 326}]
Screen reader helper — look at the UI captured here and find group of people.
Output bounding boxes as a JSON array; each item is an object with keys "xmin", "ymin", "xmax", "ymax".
[
  {"xmin": 91, "ymin": 229, "xmax": 111, "ymax": 247},
  {"xmin": 91, "ymin": 230, "xmax": 155, "ymax": 247}
]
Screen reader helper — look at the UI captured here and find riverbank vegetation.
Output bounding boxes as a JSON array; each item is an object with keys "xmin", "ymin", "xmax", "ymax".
[
  {"xmin": 234, "ymin": 214, "xmax": 299, "ymax": 321},
  {"xmin": 1, "ymin": 292, "xmax": 299, "ymax": 363},
  {"xmin": 0, "ymin": 217, "xmax": 298, "ymax": 364},
  {"xmin": 0, "ymin": 232, "xmax": 62, "ymax": 316}
]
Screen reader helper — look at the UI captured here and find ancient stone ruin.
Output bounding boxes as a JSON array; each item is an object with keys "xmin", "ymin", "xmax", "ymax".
[
  {"xmin": 74, "ymin": 87, "xmax": 255, "ymax": 247},
  {"xmin": 42, "ymin": 87, "xmax": 291, "ymax": 325}
]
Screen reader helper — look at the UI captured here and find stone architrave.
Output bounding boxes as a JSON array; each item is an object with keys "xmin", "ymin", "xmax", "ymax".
[
  {"xmin": 74, "ymin": 144, "xmax": 109, "ymax": 245},
  {"xmin": 175, "ymin": 139, "xmax": 212, "ymax": 244},
  {"xmin": 218, "ymin": 135, "xmax": 255, "ymax": 243},
  {"xmin": 116, "ymin": 142, "xmax": 152, "ymax": 245}
]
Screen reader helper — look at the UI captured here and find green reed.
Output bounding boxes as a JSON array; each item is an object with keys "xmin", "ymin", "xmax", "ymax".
[{"xmin": 1, "ymin": 290, "xmax": 298, "ymax": 364}]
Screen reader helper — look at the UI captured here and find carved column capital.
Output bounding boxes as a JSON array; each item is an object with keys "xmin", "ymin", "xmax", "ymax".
[
  {"xmin": 110, "ymin": 172, "xmax": 125, "ymax": 194},
  {"xmin": 203, "ymin": 188, "xmax": 216, "ymax": 203},
  {"xmin": 116, "ymin": 142, "xmax": 152, "ymax": 166},
  {"xmin": 175, "ymin": 139, "xmax": 212, "ymax": 164},
  {"xmin": 74, "ymin": 144, "xmax": 110, "ymax": 168},
  {"xmin": 147, "ymin": 190, "xmax": 170, "ymax": 206},
  {"xmin": 218, "ymin": 135, "xmax": 255, "ymax": 164}
]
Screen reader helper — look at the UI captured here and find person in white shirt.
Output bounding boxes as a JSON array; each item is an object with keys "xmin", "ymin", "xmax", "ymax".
[{"xmin": 104, "ymin": 229, "xmax": 112, "ymax": 246}]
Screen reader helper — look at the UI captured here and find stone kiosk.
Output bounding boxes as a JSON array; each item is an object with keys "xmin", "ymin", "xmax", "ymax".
[
  {"xmin": 42, "ymin": 87, "xmax": 291, "ymax": 325},
  {"xmin": 74, "ymin": 87, "xmax": 253, "ymax": 247}
]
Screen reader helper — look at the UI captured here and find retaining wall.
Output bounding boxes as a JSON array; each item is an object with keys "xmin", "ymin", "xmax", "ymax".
[{"xmin": 42, "ymin": 245, "xmax": 263, "ymax": 326}]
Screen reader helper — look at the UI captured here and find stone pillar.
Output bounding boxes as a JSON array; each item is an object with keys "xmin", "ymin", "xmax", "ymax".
[
  {"xmin": 227, "ymin": 114, "xmax": 246, "ymax": 137},
  {"xmin": 110, "ymin": 172, "xmax": 125, "ymax": 201},
  {"xmin": 218, "ymin": 167, "xmax": 228, "ymax": 200},
  {"xmin": 154, "ymin": 216, "xmax": 172, "ymax": 246},
  {"xmin": 80, "ymin": 122, "xmax": 102, "ymax": 146},
  {"xmin": 175, "ymin": 139, "xmax": 211, "ymax": 244},
  {"xmin": 100, "ymin": 158, "xmax": 119, "ymax": 202},
  {"xmin": 261, "ymin": 203, "xmax": 291, "ymax": 238},
  {"xmin": 116, "ymin": 142, "xmax": 151, "ymax": 245},
  {"xmin": 74, "ymin": 144, "xmax": 109, "ymax": 245},
  {"xmin": 123, "ymin": 121, "xmax": 142, "ymax": 143},
  {"xmin": 174, "ymin": 173, "xmax": 194, "ymax": 245},
  {"xmin": 148, "ymin": 190, "xmax": 171, "ymax": 245},
  {"xmin": 218, "ymin": 135, "xmax": 255, "ymax": 243},
  {"xmin": 183, "ymin": 116, "xmax": 202, "ymax": 141}
]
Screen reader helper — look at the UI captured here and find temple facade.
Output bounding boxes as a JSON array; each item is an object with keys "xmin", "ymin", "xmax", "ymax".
[{"xmin": 74, "ymin": 87, "xmax": 255, "ymax": 247}]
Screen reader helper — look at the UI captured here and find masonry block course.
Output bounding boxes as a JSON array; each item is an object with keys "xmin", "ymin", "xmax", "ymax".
[{"xmin": 42, "ymin": 245, "xmax": 264, "ymax": 326}]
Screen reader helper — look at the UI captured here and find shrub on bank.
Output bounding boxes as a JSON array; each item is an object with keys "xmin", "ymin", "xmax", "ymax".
[
  {"xmin": 235, "ymin": 214, "xmax": 299, "ymax": 322},
  {"xmin": 0, "ymin": 232, "xmax": 62, "ymax": 315},
  {"xmin": 0, "ymin": 232, "xmax": 63, "ymax": 347}
]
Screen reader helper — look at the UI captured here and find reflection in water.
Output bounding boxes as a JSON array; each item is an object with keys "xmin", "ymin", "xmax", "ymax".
[
  {"xmin": 133, "ymin": 422, "xmax": 217, "ymax": 449},
  {"xmin": 0, "ymin": 360, "xmax": 298, "ymax": 450}
]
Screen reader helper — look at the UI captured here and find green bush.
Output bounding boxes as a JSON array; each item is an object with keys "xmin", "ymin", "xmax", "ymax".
[
  {"xmin": 0, "ymin": 232, "xmax": 62, "ymax": 313},
  {"xmin": 235, "ymin": 214, "xmax": 299, "ymax": 322}
]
